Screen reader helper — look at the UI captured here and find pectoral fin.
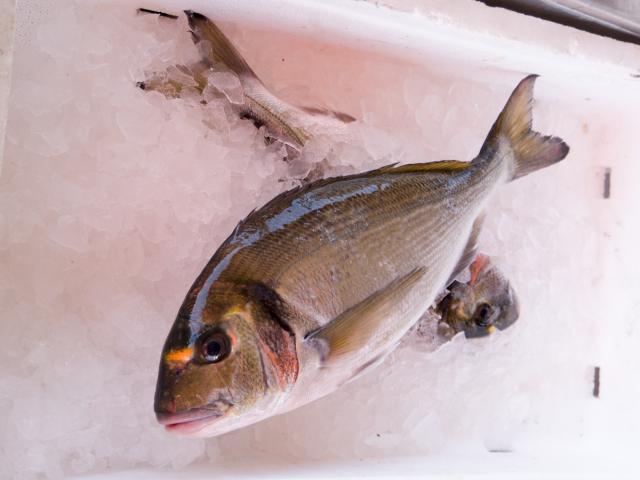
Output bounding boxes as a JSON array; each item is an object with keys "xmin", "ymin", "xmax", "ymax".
[{"xmin": 305, "ymin": 267, "xmax": 425, "ymax": 364}]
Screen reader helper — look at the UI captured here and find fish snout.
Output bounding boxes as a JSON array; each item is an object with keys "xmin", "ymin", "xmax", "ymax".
[
  {"xmin": 154, "ymin": 380, "xmax": 232, "ymax": 420},
  {"xmin": 155, "ymin": 397, "xmax": 233, "ymax": 436},
  {"xmin": 155, "ymin": 407, "xmax": 222, "ymax": 426},
  {"xmin": 156, "ymin": 407, "xmax": 225, "ymax": 436}
]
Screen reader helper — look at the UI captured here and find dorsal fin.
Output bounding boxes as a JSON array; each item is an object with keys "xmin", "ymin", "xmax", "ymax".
[
  {"xmin": 237, "ymin": 160, "xmax": 472, "ymax": 230},
  {"xmin": 368, "ymin": 160, "xmax": 471, "ymax": 176}
]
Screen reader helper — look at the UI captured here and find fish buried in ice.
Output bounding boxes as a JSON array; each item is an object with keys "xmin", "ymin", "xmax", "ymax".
[
  {"xmin": 138, "ymin": 10, "xmax": 354, "ymax": 183},
  {"xmin": 406, "ymin": 254, "xmax": 520, "ymax": 347},
  {"xmin": 139, "ymin": 11, "xmax": 354, "ymax": 150},
  {"xmin": 154, "ymin": 30, "xmax": 569, "ymax": 436},
  {"xmin": 436, "ymin": 254, "xmax": 520, "ymax": 338}
]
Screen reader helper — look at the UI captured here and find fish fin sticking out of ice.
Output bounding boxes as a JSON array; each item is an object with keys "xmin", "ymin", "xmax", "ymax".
[
  {"xmin": 185, "ymin": 11, "xmax": 357, "ymax": 147},
  {"xmin": 305, "ymin": 267, "xmax": 426, "ymax": 364},
  {"xmin": 141, "ymin": 10, "xmax": 355, "ymax": 153},
  {"xmin": 184, "ymin": 10, "xmax": 255, "ymax": 76},
  {"xmin": 446, "ymin": 213, "xmax": 484, "ymax": 287},
  {"xmin": 185, "ymin": 10, "xmax": 311, "ymax": 148},
  {"xmin": 479, "ymin": 74, "xmax": 570, "ymax": 181}
]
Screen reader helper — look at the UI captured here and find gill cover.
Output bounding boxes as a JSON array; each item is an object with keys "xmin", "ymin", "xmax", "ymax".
[{"xmin": 154, "ymin": 282, "xmax": 298, "ymax": 433}]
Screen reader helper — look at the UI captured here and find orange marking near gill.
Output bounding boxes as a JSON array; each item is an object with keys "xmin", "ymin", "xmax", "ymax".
[
  {"xmin": 165, "ymin": 347, "xmax": 194, "ymax": 364},
  {"xmin": 469, "ymin": 254, "xmax": 489, "ymax": 286}
]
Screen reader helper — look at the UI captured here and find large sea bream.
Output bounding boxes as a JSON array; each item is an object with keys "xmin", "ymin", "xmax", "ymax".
[{"xmin": 153, "ymin": 11, "xmax": 569, "ymax": 438}]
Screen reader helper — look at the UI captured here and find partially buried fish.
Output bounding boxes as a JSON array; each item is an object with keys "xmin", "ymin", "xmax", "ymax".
[
  {"xmin": 139, "ymin": 10, "xmax": 356, "ymax": 182},
  {"xmin": 436, "ymin": 254, "xmax": 520, "ymax": 339},
  {"xmin": 139, "ymin": 10, "xmax": 354, "ymax": 149},
  {"xmin": 152, "ymin": 11, "xmax": 569, "ymax": 438},
  {"xmin": 405, "ymin": 254, "xmax": 520, "ymax": 348}
]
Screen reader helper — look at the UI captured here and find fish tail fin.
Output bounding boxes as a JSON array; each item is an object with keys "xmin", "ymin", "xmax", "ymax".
[
  {"xmin": 184, "ymin": 10, "xmax": 315, "ymax": 148},
  {"xmin": 478, "ymin": 75, "xmax": 569, "ymax": 181},
  {"xmin": 184, "ymin": 10, "xmax": 257, "ymax": 80},
  {"xmin": 183, "ymin": 11, "xmax": 353, "ymax": 150}
]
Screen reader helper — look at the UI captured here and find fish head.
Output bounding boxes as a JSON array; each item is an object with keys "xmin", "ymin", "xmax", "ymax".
[
  {"xmin": 436, "ymin": 280, "xmax": 476, "ymax": 336},
  {"xmin": 437, "ymin": 256, "xmax": 520, "ymax": 338},
  {"xmin": 154, "ymin": 284, "xmax": 298, "ymax": 437}
]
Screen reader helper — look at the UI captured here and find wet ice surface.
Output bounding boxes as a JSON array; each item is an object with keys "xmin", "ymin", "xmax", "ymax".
[{"xmin": 2, "ymin": 1, "xmax": 640, "ymax": 479}]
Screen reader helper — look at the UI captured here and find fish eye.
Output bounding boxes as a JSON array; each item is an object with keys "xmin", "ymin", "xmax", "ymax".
[
  {"xmin": 474, "ymin": 303, "xmax": 493, "ymax": 327},
  {"xmin": 201, "ymin": 331, "xmax": 231, "ymax": 363}
]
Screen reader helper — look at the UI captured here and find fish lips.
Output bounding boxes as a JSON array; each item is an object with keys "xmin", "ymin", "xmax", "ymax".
[{"xmin": 156, "ymin": 406, "xmax": 230, "ymax": 436}]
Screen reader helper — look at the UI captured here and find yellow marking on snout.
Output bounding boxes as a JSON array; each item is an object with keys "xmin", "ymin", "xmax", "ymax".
[
  {"xmin": 165, "ymin": 347, "xmax": 194, "ymax": 364},
  {"xmin": 486, "ymin": 325, "xmax": 497, "ymax": 334}
]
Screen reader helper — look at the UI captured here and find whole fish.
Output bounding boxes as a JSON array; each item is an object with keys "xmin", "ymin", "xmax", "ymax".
[
  {"xmin": 436, "ymin": 254, "xmax": 520, "ymax": 338},
  {"xmin": 153, "ymin": 28, "xmax": 569, "ymax": 437}
]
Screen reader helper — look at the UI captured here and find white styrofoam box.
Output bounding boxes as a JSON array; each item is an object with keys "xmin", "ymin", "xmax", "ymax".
[{"xmin": 2, "ymin": 0, "xmax": 639, "ymax": 479}]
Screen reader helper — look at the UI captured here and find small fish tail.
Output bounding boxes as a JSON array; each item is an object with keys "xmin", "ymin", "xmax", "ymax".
[
  {"xmin": 184, "ymin": 11, "xmax": 316, "ymax": 149},
  {"xmin": 183, "ymin": 11, "xmax": 353, "ymax": 150},
  {"xmin": 184, "ymin": 10, "xmax": 257, "ymax": 79},
  {"xmin": 478, "ymin": 75, "xmax": 569, "ymax": 181}
]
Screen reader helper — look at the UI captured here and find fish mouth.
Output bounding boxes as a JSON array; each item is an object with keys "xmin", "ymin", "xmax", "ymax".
[{"xmin": 156, "ymin": 408, "xmax": 229, "ymax": 436}]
